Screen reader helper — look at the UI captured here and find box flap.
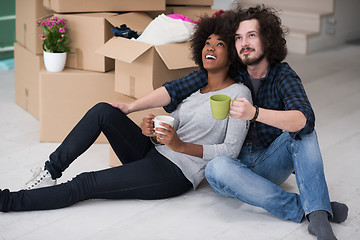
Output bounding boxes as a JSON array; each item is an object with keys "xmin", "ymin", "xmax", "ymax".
[
  {"xmin": 155, "ymin": 42, "xmax": 197, "ymax": 70},
  {"xmin": 95, "ymin": 37, "xmax": 152, "ymax": 63},
  {"xmin": 106, "ymin": 12, "xmax": 153, "ymax": 32}
]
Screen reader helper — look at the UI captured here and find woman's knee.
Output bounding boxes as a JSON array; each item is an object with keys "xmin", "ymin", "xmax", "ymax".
[
  {"xmin": 89, "ymin": 102, "xmax": 125, "ymax": 120},
  {"xmin": 91, "ymin": 102, "xmax": 114, "ymax": 114}
]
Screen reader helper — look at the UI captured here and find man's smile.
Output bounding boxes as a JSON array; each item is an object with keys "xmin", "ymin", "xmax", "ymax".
[{"xmin": 240, "ymin": 47, "xmax": 255, "ymax": 55}]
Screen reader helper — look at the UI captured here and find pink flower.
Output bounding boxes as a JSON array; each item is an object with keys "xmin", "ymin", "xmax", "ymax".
[{"xmin": 37, "ymin": 16, "xmax": 70, "ymax": 52}]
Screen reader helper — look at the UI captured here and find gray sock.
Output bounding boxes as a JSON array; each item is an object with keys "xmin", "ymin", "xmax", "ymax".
[
  {"xmin": 330, "ymin": 201, "xmax": 348, "ymax": 223},
  {"xmin": 308, "ymin": 210, "xmax": 337, "ymax": 240}
]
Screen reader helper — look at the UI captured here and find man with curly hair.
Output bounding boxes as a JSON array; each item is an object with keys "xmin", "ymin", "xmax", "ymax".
[{"xmin": 160, "ymin": 5, "xmax": 348, "ymax": 240}]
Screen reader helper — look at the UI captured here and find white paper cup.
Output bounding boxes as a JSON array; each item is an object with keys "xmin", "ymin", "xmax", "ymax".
[{"xmin": 153, "ymin": 115, "xmax": 174, "ymax": 135}]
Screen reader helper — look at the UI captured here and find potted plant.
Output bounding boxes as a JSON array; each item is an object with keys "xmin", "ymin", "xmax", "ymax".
[{"xmin": 37, "ymin": 16, "xmax": 70, "ymax": 72}]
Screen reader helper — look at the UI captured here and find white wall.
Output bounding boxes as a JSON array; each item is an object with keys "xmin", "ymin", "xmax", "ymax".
[{"xmin": 309, "ymin": 0, "xmax": 360, "ymax": 52}]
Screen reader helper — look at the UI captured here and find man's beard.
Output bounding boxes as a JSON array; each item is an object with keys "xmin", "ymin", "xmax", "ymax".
[{"xmin": 239, "ymin": 47, "xmax": 265, "ymax": 66}]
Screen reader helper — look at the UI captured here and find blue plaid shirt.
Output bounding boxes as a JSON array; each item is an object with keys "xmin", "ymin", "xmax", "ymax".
[{"xmin": 163, "ymin": 62, "xmax": 315, "ymax": 147}]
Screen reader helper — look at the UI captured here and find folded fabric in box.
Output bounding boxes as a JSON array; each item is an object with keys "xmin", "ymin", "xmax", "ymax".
[
  {"xmin": 136, "ymin": 14, "xmax": 196, "ymax": 45},
  {"xmin": 111, "ymin": 24, "xmax": 139, "ymax": 39}
]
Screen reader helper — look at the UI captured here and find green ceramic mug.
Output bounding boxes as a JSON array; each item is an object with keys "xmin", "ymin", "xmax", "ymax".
[{"xmin": 210, "ymin": 94, "xmax": 234, "ymax": 120}]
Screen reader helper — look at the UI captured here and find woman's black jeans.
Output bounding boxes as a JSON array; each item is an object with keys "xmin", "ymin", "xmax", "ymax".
[{"xmin": 1, "ymin": 103, "xmax": 191, "ymax": 212}]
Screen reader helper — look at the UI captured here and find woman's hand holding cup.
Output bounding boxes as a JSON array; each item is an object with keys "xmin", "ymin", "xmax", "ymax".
[
  {"xmin": 141, "ymin": 114, "xmax": 156, "ymax": 137},
  {"xmin": 154, "ymin": 121, "xmax": 184, "ymax": 152},
  {"xmin": 153, "ymin": 115, "xmax": 183, "ymax": 151}
]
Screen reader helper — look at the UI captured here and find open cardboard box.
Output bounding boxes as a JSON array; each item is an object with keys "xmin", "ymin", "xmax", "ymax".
[
  {"xmin": 43, "ymin": 0, "xmax": 166, "ymax": 13},
  {"xmin": 96, "ymin": 12, "xmax": 199, "ymax": 99}
]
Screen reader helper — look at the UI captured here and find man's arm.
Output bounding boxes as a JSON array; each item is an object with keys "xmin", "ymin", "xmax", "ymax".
[
  {"xmin": 230, "ymin": 98, "xmax": 306, "ymax": 132},
  {"xmin": 163, "ymin": 69, "xmax": 208, "ymax": 113},
  {"xmin": 231, "ymin": 63, "xmax": 314, "ymax": 134},
  {"xmin": 112, "ymin": 69, "xmax": 208, "ymax": 114},
  {"xmin": 256, "ymin": 108, "xmax": 306, "ymax": 132},
  {"xmin": 111, "ymin": 86, "xmax": 171, "ymax": 114}
]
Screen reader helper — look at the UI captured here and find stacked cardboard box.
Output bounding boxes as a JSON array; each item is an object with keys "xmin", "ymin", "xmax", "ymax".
[
  {"xmin": 43, "ymin": 0, "xmax": 166, "ymax": 13},
  {"xmin": 14, "ymin": 42, "xmax": 43, "ymax": 119},
  {"xmin": 39, "ymin": 69, "xmax": 167, "ymax": 143},
  {"xmin": 15, "ymin": 0, "xmax": 53, "ymax": 118},
  {"xmin": 15, "ymin": 0, "xmax": 217, "ymax": 166},
  {"xmin": 149, "ymin": 1, "xmax": 216, "ymax": 26},
  {"xmin": 166, "ymin": 0, "xmax": 213, "ymax": 6},
  {"xmin": 53, "ymin": 12, "xmax": 117, "ymax": 72}
]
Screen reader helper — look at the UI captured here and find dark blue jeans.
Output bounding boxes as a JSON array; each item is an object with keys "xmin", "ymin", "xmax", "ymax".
[{"xmin": 1, "ymin": 103, "xmax": 191, "ymax": 212}]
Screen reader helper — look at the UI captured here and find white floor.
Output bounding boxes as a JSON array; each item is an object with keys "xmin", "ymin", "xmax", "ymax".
[{"xmin": 1, "ymin": 43, "xmax": 360, "ymax": 240}]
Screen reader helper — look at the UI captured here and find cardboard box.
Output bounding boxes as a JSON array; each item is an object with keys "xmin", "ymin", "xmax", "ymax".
[
  {"xmin": 170, "ymin": 6, "xmax": 218, "ymax": 22},
  {"xmin": 146, "ymin": 6, "xmax": 216, "ymax": 22},
  {"xmin": 39, "ymin": 68, "xmax": 118, "ymax": 142},
  {"xmin": 146, "ymin": 8, "xmax": 174, "ymax": 19},
  {"xmin": 16, "ymin": 0, "xmax": 53, "ymax": 55},
  {"xmin": 109, "ymin": 107, "xmax": 168, "ymax": 167},
  {"xmin": 43, "ymin": 0, "xmax": 166, "ymax": 13},
  {"xmin": 54, "ymin": 12, "xmax": 118, "ymax": 72},
  {"xmin": 39, "ymin": 68, "xmax": 169, "ymax": 143},
  {"xmin": 96, "ymin": 12, "xmax": 199, "ymax": 99},
  {"xmin": 109, "ymin": 147, "xmax": 122, "ymax": 167},
  {"xmin": 14, "ymin": 42, "xmax": 44, "ymax": 119},
  {"xmin": 166, "ymin": 0, "xmax": 213, "ymax": 6}
]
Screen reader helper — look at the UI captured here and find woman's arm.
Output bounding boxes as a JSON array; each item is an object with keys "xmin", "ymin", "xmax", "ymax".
[
  {"xmin": 154, "ymin": 123, "xmax": 204, "ymax": 158},
  {"xmin": 111, "ymin": 86, "xmax": 171, "ymax": 114}
]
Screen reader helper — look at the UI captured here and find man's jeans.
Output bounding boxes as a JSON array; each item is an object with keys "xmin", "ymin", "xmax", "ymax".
[{"xmin": 205, "ymin": 131, "xmax": 333, "ymax": 223}]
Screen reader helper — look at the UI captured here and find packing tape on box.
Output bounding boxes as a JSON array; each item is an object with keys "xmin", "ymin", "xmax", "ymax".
[
  {"xmin": 75, "ymin": 48, "xmax": 83, "ymax": 69},
  {"xmin": 130, "ymin": 76, "xmax": 135, "ymax": 98},
  {"xmin": 23, "ymin": 24, "xmax": 27, "ymax": 47}
]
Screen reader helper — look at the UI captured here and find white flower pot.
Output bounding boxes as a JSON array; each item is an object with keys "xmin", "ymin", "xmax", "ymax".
[{"xmin": 43, "ymin": 51, "xmax": 67, "ymax": 72}]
